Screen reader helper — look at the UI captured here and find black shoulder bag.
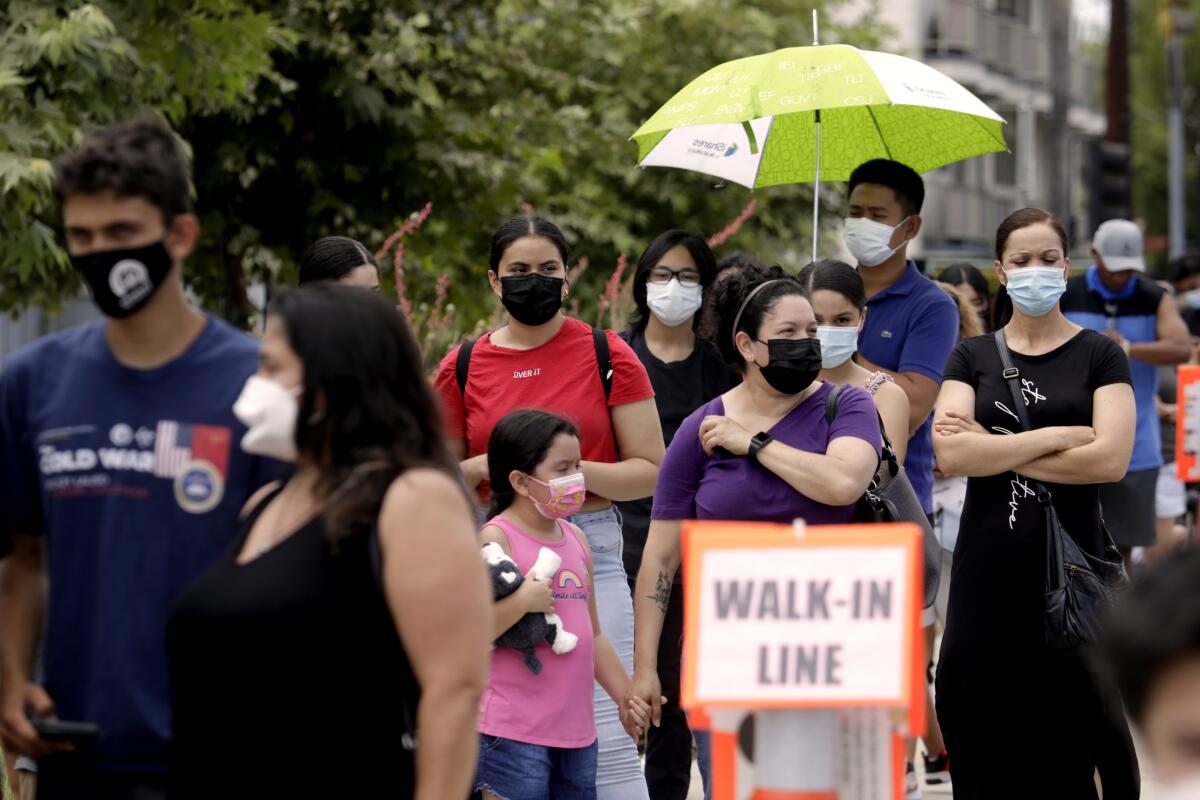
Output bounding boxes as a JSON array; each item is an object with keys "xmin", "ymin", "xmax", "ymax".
[
  {"xmin": 993, "ymin": 329, "xmax": 1128, "ymax": 651},
  {"xmin": 825, "ymin": 386, "xmax": 941, "ymax": 610}
]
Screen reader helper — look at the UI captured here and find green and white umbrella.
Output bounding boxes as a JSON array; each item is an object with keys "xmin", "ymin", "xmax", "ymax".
[{"xmin": 632, "ymin": 37, "xmax": 1007, "ymax": 261}]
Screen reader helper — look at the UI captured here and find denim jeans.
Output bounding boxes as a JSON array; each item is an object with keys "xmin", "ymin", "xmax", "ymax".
[
  {"xmin": 568, "ymin": 507, "xmax": 649, "ymax": 800},
  {"xmin": 476, "ymin": 735, "xmax": 598, "ymax": 800}
]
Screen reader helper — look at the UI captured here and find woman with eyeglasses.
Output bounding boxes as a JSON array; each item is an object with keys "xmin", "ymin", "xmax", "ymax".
[{"xmin": 615, "ymin": 230, "xmax": 737, "ymax": 800}]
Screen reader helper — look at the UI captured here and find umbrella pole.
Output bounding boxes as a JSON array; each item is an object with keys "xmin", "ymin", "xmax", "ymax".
[
  {"xmin": 811, "ymin": 9, "xmax": 820, "ymax": 265},
  {"xmin": 812, "ymin": 110, "xmax": 820, "ymax": 265}
]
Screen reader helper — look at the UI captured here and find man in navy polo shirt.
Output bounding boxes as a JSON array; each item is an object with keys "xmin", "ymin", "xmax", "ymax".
[
  {"xmin": 845, "ymin": 159, "xmax": 959, "ymax": 516},
  {"xmin": 0, "ymin": 119, "xmax": 275, "ymax": 798}
]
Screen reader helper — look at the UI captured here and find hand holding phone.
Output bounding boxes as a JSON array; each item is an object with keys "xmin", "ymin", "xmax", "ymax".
[{"xmin": 30, "ymin": 718, "xmax": 101, "ymax": 745}]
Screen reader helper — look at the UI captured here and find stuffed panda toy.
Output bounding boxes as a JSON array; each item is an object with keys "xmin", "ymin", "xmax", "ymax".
[{"xmin": 481, "ymin": 542, "xmax": 578, "ymax": 674}]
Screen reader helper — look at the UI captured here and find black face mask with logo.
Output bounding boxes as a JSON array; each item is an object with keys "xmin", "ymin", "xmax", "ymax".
[
  {"xmin": 754, "ymin": 337, "xmax": 823, "ymax": 395},
  {"xmin": 71, "ymin": 241, "xmax": 174, "ymax": 319},
  {"xmin": 500, "ymin": 274, "xmax": 565, "ymax": 326}
]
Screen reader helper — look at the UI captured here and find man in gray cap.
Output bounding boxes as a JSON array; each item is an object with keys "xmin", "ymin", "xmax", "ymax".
[{"xmin": 1060, "ymin": 219, "xmax": 1191, "ymax": 562}]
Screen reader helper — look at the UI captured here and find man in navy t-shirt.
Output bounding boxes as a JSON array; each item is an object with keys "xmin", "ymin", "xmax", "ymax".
[
  {"xmin": 845, "ymin": 159, "xmax": 959, "ymax": 516},
  {"xmin": 0, "ymin": 119, "xmax": 274, "ymax": 797}
]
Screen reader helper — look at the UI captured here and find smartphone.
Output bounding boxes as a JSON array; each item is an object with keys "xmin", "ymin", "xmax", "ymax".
[{"xmin": 31, "ymin": 718, "xmax": 102, "ymax": 744}]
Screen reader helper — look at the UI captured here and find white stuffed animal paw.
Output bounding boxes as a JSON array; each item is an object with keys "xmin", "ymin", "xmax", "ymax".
[{"xmin": 529, "ymin": 546, "xmax": 562, "ymax": 581}]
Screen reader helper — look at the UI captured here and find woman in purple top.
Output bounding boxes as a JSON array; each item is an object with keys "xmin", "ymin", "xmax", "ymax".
[{"xmin": 628, "ymin": 263, "xmax": 883, "ymax": 727}]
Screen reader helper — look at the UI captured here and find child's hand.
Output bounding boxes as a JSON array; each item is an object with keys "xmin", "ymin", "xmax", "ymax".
[
  {"xmin": 517, "ymin": 574, "xmax": 554, "ymax": 614},
  {"xmin": 620, "ymin": 695, "xmax": 661, "ymax": 740}
]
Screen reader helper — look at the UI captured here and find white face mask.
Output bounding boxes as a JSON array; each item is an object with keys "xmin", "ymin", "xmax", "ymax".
[
  {"xmin": 1181, "ymin": 288, "xmax": 1200, "ymax": 310},
  {"xmin": 815, "ymin": 325, "xmax": 860, "ymax": 369},
  {"xmin": 646, "ymin": 280, "xmax": 704, "ymax": 327},
  {"xmin": 233, "ymin": 375, "xmax": 302, "ymax": 462},
  {"xmin": 844, "ymin": 216, "xmax": 911, "ymax": 268}
]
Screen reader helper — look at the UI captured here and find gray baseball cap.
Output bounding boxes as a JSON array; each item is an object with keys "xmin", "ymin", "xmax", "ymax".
[{"xmin": 1093, "ymin": 219, "xmax": 1145, "ymax": 273}]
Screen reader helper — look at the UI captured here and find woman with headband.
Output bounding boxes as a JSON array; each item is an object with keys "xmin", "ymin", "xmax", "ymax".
[{"xmin": 628, "ymin": 263, "xmax": 882, "ymax": 783}]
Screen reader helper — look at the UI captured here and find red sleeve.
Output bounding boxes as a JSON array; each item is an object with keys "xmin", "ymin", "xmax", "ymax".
[
  {"xmin": 606, "ymin": 329, "xmax": 654, "ymax": 408},
  {"xmin": 433, "ymin": 345, "xmax": 467, "ymax": 439}
]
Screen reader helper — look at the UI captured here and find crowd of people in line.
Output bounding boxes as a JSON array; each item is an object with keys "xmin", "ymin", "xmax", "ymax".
[{"xmin": 3, "ymin": 117, "xmax": 1200, "ymax": 800}]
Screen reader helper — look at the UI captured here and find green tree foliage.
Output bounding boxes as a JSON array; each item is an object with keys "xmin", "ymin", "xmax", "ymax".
[
  {"xmin": 2, "ymin": 0, "xmax": 886, "ymax": 328},
  {"xmin": 1131, "ymin": 0, "xmax": 1200, "ymax": 268},
  {"xmin": 0, "ymin": 0, "xmax": 294, "ymax": 311}
]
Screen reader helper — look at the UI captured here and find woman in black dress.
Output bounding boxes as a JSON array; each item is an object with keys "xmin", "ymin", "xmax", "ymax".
[
  {"xmin": 932, "ymin": 208, "xmax": 1138, "ymax": 798},
  {"xmin": 166, "ymin": 283, "xmax": 492, "ymax": 798}
]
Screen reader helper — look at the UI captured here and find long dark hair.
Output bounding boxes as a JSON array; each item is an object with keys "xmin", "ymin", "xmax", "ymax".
[
  {"xmin": 631, "ymin": 229, "xmax": 719, "ymax": 329},
  {"xmin": 486, "ymin": 409, "xmax": 580, "ymax": 518},
  {"xmin": 271, "ymin": 283, "xmax": 464, "ymax": 539},
  {"xmin": 489, "ymin": 215, "xmax": 570, "ymax": 272},
  {"xmin": 704, "ymin": 262, "xmax": 806, "ymax": 371},
  {"xmin": 991, "ymin": 208, "xmax": 1070, "ymax": 329},
  {"xmin": 797, "ymin": 258, "xmax": 866, "ymax": 310},
  {"xmin": 299, "ymin": 236, "xmax": 379, "ymax": 285}
]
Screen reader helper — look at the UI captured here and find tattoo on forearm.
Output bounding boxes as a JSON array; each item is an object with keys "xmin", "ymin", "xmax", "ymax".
[{"xmin": 647, "ymin": 571, "xmax": 671, "ymax": 613}]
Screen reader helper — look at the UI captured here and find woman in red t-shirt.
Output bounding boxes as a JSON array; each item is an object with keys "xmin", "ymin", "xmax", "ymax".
[{"xmin": 434, "ymin": 214, "xmax": 663, "ymax": 800}]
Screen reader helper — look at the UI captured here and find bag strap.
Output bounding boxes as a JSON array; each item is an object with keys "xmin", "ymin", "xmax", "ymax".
[
  {"xmin": 824, "ymin": 384, "xmax": 843, "ymax": 425},
  {"xmin": 592, "ymin": 326, "xmax": 613, "ymax": 402},
  {"xmin": 455, "ymin": 339, "xmax": 476, "ymax": 398},
  {"xmin": 993, "ymin": 330, "xmax": 1053, "ymax": 500},
  {"xmin": 824, "ymin": 383, "xmax": 890, "ymax": 477}
]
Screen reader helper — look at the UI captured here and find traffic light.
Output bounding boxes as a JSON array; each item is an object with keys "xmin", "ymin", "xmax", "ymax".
[{"xmin": 1088, "ymin": 139, "xmax": 1133, "ymax": 224}]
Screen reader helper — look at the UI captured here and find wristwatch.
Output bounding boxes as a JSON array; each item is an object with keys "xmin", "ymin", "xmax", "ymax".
[{"xmin": 748, "ymin": 431, "xmax": 774, "ymax": 462}]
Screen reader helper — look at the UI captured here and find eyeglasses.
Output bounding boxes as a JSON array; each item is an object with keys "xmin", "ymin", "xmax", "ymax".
[{"xmin": 648, "ymin": 267, "xmax": 702, "ymax": 287}]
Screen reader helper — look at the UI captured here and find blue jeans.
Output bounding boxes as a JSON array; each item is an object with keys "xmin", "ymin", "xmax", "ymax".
[
  {"xmin": 568, "ymin": 507, "xmax": 649, "ymax": 800},
  {"xmin": 476, "ymin": 735, "xmax": 598, "ymax": 800},
  {"xmin": 693, "ymin": 729, "xmax": 713, "ymax": 800}
]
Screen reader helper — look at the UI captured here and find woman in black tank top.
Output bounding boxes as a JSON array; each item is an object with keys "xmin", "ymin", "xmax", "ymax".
[{"xmin": 166, "ymin": 283, "xmax": 491, "ymax": 799}]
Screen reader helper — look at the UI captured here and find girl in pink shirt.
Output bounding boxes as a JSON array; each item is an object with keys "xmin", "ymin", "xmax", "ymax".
[{"xmin": 476, "ymin": 410, "xmax": 652, "ymax": 800}]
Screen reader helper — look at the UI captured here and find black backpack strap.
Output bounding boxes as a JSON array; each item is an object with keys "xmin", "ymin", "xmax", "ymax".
[
  {"xmin": 592, "ymin": 327, "xmax": 613, "ymax": 402},
  {"xmin": 824, "ymin": 384, "xmax": 843, "ymax": 425},
  {"xmin": 455, "ymin": 339, "xmax": 476, "ymax": 398}
]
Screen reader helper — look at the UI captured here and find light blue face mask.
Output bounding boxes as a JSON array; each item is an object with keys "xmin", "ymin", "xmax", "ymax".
[
  {"xmin": 1004, "ymin": 266, "xmax": 1067, "ymax": 318},
  {"xmin": 815, "ymin": 325, "xmax": 860, "ymax": 369}
]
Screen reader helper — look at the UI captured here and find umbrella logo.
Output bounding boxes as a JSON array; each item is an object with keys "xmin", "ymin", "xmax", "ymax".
[{"xmin": 724, "ymin": 143, "xmax": 739, "ymax": 158}]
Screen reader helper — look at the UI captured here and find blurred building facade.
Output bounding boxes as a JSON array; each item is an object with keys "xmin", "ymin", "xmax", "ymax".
[{"xmin": 865, "ymin": 0, "xmax": 1106, "ymax": 265}]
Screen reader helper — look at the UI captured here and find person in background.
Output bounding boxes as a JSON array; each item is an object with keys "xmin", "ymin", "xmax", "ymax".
[
  {"xmin": 477, "ymin": 410, "xmax": 652, "ymax": 800},
  {"xmin": 715, "ymin": 252, "xmax": 766, "ymax": 282},
  {"xmin": 0, "ymin": 118, "xmax": 278, "ymax": 798},
  {"xmin": 434, "ymin": 215, "xmax": 664, "ymax": 800},
  {"xmin": 1101, "ymin": 548, "xmax": 1200, "ymax": 799},
  {"xmin": 631, "ymin": 264, "xmax": 881, "ymax": 782},
  {"xmin": 1170, "ymin": 252, "xmax": 1200, "ymax": 336},
  {"xmin": 937, "ymin": 263, "xmax": 992, "ymax": 332},
  {"xmin": 845, "ymin": 159, "xmax": 959, "ymax": 520},
  {"xmin": 616, "ymin": 230, "xmax": 735, "ymax": 800},
  {"xmin": 1147, "ymin": 345, "xmax": 1190, "ymax": 567},
  {"xmin": 933, "ymin": 207, "xmax": 1138, "ymax": 798},
  {"xmin": 167, "ymin": 283, "xmax": 489, "ymax": 798},
  {"xmin": 798, "ymin": 259, "xmax": 909, "ymax": 460},
  {"xmin": 918, "ymin": 281, "xmax": 985, "ymax": 792},
  {"xmin": 297, "ymin": 235, "xmax": 382, "ymax": 290},
  {"xmin": 1060, "ymin": 219, "xmax": 1192, "ymax": 563}
]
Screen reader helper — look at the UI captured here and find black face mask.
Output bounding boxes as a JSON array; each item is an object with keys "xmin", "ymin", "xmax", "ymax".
[
  {"xmin": 500, "ymin": 274, "xmax": 564, "ymax": 326},
  {"xmin": 754, "ymin": 337, "xmax": 823, "ymax": 395},
  {"xmin": 71, "ymin": 241, "xmax": 173, "ymax": 319}
]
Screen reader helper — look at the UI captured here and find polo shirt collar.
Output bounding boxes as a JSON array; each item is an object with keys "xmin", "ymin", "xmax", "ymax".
[{"xmin": 866, "ymin": 261, "xmax": 921, "ymax": 302}]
